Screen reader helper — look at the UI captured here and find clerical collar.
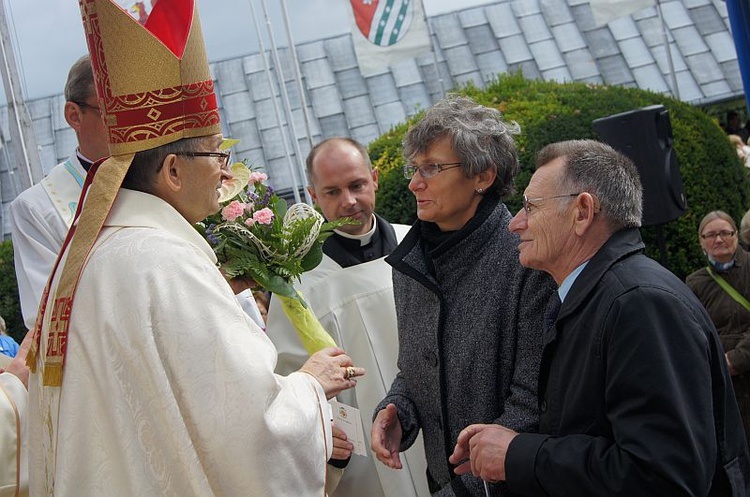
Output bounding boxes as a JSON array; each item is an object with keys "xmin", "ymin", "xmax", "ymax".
[
  {"xmin": 76, "ymin": 150, "xmax": 95, "ymax": 172},
  {"xmin": 333, "ymin": 215, "xmax": 377, "ymax": 246}
]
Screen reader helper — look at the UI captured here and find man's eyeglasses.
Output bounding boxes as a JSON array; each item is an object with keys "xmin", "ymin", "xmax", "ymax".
[
  {"xmin": 700, "ymin": 230, "xmax": 736, "ymax": 241},
  {"xmin": 72, "ymin": 101, "xmax": 101, "ymax": 114},
  {"xmin": 522, "ymin": 193, "xmax": 580, "ymax": 213},
  {"xmin": 176, "ymin": 151, "xmax": 231, "ymax": 170},
  {"xmin": 403, "ymin": 162, "xmax": 462, "ymax": 180}
]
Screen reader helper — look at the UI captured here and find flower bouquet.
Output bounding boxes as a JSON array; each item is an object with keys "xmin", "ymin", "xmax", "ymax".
[{"xmin": 200, "ymin": 154, "xmax": 353, "ymax": 354}]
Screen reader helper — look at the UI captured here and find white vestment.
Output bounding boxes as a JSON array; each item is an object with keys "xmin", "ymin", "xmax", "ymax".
[
  {"xmin": 29, "ymin": 189, "xmax": 333, "ymax": 497},
  {"xmin": 0, "ymin": 372, "xmax": 28, "ymax": 497},
  {"xmin": 9, "ymin": 154, "xmax": 85, "ymax": 330},
  {"xmin": 266, "ymin": 224, "xmax": 430, "ymax": 497}
]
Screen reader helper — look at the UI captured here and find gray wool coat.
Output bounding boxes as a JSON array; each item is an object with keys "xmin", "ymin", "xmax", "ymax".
[{"xmin": 376, "ymin": 195, "xmax": 556, "ymax": 496}]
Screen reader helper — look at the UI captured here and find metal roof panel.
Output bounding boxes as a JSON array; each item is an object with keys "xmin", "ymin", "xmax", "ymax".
[
  {"xmin": 486, "ymin": 3, "xmax": 522, "ymax": 38},
  {"xmin": 309, "ymin": 85, "xmax": 344, "ymax": 118},
  {"xmin": 334, "ymin": 67, "xmax": 369, "ymax": 99},
  {"xmin": 500, "ymin": 34, "xmax": 534, "ymax": 64},
  {"xmin": 518, "ymin": 13, "xmax": 553, "ymax": 44},
  {"xmin": 552, "ymin": 23, "xmax": 587, "ymax": 53}
]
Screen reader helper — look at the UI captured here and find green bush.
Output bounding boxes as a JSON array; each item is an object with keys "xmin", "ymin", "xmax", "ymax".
[
  {"xmin": 371, "ymin": 73, "xmax": 750, "ymax": 279},
  {"xmin": 0, "ymin": 240, "xmax": 25, "ymax": 343}
]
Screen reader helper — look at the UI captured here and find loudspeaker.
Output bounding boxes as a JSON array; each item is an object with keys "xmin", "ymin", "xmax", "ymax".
[{"xmin": 593, "ymin": 105, "xmax": 686, "ymax": 226}]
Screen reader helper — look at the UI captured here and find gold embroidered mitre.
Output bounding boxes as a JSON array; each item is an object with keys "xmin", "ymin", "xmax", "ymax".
[
  {"xmin": 28, "ymin": 0, "xmax": 220, "ymax": 385},
  {"xmin": 82, "ymin": 0, "xmax": 221, "ymax": 153}
]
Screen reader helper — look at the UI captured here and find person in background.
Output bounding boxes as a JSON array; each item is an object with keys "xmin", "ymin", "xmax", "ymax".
[
  {"xmin": 9, "ymin": 54, "xmax": 110, "ymax": 331},
  {"xmin": 266, "ymin": 137, "xmax": 429, "ymax": 497},
  {"xmin": 687, "ymin": 210, "xmax": 750, "ymax": 448},
  {"xmin": 0, "ymin": 316, "xmax": 19, "ymax": 359},
  {"xmin": 729, "ymin": 134, "xmax": 750, "ymax": 168},
  {"xmin": 0, "ymin": 330, "xmax": 32, "ymax": 497},
  {"xmin": 371, "ymin": 95, "xmax": 556, "ymax": 496},
  {"xmin": 726, "ymin": 110, "xmax": 749, "ymax": 143},
  {"xmin": 450, "ymin": 139, "xmax": 749, "ymax": 496},
  {"xmin": 741, "ymin": 209, "xmax": 750, "ymax": 251}
]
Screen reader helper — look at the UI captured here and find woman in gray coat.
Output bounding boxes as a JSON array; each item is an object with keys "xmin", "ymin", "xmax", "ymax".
[{"xmin": 371, "ymin": 95, "xmax": 556, "ymax": 496}]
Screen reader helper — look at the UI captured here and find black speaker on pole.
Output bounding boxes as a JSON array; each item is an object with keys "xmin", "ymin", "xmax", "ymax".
[{"xmin": 593, "ymin": 105, "xmax": 686, "ymax": 227}]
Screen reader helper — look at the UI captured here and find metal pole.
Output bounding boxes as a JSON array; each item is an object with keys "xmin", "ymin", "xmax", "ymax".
[
  {"xmin": 0, "ymin": 0, "xmax": 42, "ymax": 190},
  {"xmin": 279, "ymin": 0, "xmax": 314, "ymax": 151},
  {"xmin": 655, "ymin": 0, "xmax": 680, "ymax": 100},
  {"xmin": 247, "ymin": 0, "xmax": 302, "ymax": 204},
  {"xmin": 421, "ymin": 0, "xmax": 445, "ymax": 99},
  {"xmin": 259, "ymin": 0, "xmax": 312, "ymax": 204}
]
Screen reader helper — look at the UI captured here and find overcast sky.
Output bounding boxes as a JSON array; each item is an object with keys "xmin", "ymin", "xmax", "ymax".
[{"xmin": 5, "ymin": 0, "xmax": 494, "ymax": 101}]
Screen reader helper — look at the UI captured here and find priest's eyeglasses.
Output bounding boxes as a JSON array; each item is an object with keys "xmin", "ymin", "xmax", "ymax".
[
  {"xmin": 522, "ymin": 193, "xmax": 580, "ymax": 213},
  {"xmin": 177, "ymin": 151, "xmax": 231, "ymax": 170},
  {"xmin": 403, "ymin": 162, "xmax": 462, "ymax": 180},
  {"xmin": 700, "ymin": 230, "xmax": 736, "ymax": 241}
]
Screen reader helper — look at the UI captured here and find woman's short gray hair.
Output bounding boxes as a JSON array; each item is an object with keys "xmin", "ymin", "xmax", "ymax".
[
  {"xmin": 536, "ymin": 140, "xmax": 643, "ymax": 230},
  {"xmin": 402, "ymin": 94, "xmax": 521, "ymax": 198}
]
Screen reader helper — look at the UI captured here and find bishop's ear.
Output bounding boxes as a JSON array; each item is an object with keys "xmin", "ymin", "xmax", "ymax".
[{"xmin": 157, "ymin": 154, "xmax": 183, "ymax": 193}]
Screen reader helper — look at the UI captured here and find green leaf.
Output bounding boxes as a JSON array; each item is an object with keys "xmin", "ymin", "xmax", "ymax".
[{"xmin": 301, "ymin": 243, "xmax": 323, "ymax": 271}]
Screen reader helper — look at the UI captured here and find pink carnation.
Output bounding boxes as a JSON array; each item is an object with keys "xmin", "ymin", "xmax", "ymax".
[
  {"xmin": 253, "ymin": 207, "xmax": 274, "ymax": 225},
  {"xmin": 250, "ymin": 171, "xmax": 268, "ymax": 183},
  {"xmin": 221, "ymin": 200, "xmax": 245, "ymax": 222},
  {"xmin": 244, "ymin": 217, "xmax": 256, "ymax": 227}
]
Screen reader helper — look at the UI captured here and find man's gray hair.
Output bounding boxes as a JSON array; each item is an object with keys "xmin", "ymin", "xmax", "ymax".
[
  {"xmin": 402, "ymin": 94, "xmax": 521, "ymax": 198},
  {"xmin": 65, "ymin": 54, "xmax": 96, "ymax": 104},
  {"xmin": 536, "ymin": 139, "xmax": 643, "ymax": 230}
]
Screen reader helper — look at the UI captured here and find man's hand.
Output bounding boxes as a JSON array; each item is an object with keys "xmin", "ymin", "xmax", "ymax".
[
  {"xmin": 371, "ymin": 403, "xmax": 403, "ymax": 469},
  {"xmin": 449, "ymin": 424, "xmax": 518, "ymax": 483},
  {"xmin": 299, "ymin": 347, "xmax": 364, "ymax": 400},
  {"xmin": 330, "ymin": 425, "xmax": 354, "ymax": 461},
  {"xmin": 1, "ymin": 330, "xmax": 34, "ymax": 388}
]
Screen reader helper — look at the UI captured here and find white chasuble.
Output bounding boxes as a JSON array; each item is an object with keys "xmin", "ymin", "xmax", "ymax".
[
  {"xmin": 29, "ymin": 189, "xmax": 332, "ymax": 496},
  {"xmin": 267, "ymin": 228, "xmax": 431, "ymax": 497}
]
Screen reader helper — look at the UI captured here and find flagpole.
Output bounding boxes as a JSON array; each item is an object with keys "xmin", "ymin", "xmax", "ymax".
[
  {"xmin": 0, "ymin": 0, "xmax": 42, "ymax": 191},
  {"xmin": 655, "ymin": 0, "xmax": 680, "ymax": 100},
  {"xmin": 258, "ymin": 0, "xmax": 312, "ymax": 204},
  {"xmin": 279, "ymin": 0, "xmax": 314, "ymax": 150},
  {"xmin": 247, "ymin": 0, "xmax": 302, "ymax": 204},
  {"xmin": 420, "ymin": 0, "xmax": 445, "ymax": 99}
]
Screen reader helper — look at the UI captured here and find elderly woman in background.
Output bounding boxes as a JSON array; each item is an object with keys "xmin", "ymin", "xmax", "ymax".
[
  {"xmin": 740, "ymin": 209, "xmax": 750, "ymax": 251},
  {"xmin": 687, "ymin": 210, "xmax": 750, "ymax": 446},
  {"xmin": 371, "ymin": 95, "xmax": 556, "ymax": 496}
]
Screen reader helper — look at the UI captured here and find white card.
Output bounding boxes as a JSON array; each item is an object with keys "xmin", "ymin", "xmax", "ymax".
[{"xmin": 330, "ymin": 400, "xmax": 367, "ymax": 457}]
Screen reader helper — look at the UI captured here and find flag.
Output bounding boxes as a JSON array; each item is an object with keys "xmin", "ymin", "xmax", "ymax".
[
  {"xmin": 589, "ymin": 0, "xmax": 655, "ymax": 27},
  {"xmin": 119, "ymin": 0, "xmax": 156, "ymax": 25},
  {"xmin": 726, "ymin": 0, "xmax": 750, "ymax": 113},
  {"xmin": 348, "ymin": 0, "xmax": 431, "ymax": 76}
]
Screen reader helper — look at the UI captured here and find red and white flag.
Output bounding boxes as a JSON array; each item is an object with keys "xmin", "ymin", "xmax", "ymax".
[
  {"xmin": 348, "ymin": 0, "xmax": 431, "ymax": 76},
  {"xmin": 118, "ymin": 0, "xmax": 157, "ymax": 25}
]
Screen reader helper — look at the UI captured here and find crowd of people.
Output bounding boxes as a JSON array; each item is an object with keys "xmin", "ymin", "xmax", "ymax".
[{"xmin": 1, "ymin": 1, "xmax": 750, "ymax": 496}]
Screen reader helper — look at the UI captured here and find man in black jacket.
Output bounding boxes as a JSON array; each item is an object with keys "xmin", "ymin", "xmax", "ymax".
[{"xmin": 450, "ymin": 139, "xmax": 750, "ymax": 496}]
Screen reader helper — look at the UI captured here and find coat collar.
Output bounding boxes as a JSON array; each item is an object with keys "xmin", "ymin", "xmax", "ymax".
[{"xmin": 559, "ymin": 227, "xmax": 644, "ymax": 321}]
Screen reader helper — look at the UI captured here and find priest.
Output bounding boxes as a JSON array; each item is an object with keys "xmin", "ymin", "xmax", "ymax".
[{"xmin": 26, "ymin": 1, "xmax": 362, "ymax": 495}]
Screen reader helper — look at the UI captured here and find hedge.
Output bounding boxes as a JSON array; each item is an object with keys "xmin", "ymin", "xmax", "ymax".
[
  {"xmin": 371, "ymin": 73, "xmax": 750, "ymax": 280},
  {"xmin": 0, "ymin": 239, "xmax": 24, "ymax": 343}
]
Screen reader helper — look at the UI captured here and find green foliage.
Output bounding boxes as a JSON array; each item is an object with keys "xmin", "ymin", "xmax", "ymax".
[
  {"xmin": 370, "ymin": 73, "xmax": 750, "ymax": 279},
  {"xmin": 0, "ymin": 240, "xmax": 25, "ymax": 343}
]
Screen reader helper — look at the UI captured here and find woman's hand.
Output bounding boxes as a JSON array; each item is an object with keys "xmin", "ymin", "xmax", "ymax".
[{"xmin": 371, "ymin": 403, "xmax": 403, "ymax": 469}]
